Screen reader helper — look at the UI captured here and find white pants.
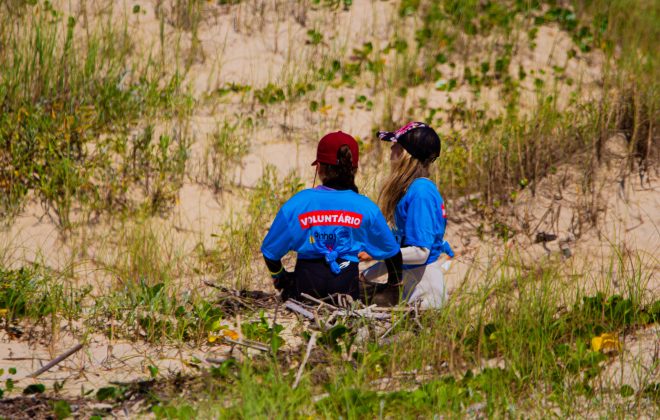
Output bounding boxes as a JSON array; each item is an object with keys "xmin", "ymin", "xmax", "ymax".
[{"xmin": 361, "ymin": 259, "xmax": 447, "ymax": 308}]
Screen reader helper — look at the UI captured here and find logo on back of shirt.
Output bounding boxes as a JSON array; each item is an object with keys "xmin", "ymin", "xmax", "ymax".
[
  {"xmin": 298, "ymin": 210, "xmax": 363, "ymax": 229},
  {"xmin": 441, "ymin": 203, "xmax": 446, "ymax": 218}
]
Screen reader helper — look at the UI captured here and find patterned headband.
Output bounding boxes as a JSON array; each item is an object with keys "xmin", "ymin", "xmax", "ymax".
[{"xmin": 377, "ymin": 121, "xmax": 428, "ymax": 142}]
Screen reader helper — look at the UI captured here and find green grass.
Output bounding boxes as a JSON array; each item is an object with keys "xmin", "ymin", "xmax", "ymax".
[
  {"xmin": 0, "ymin": 176, "xmax": 656, "ymax": 417},
  {"xmin": 0, "ymin": 264, "xmax": 89, "ymax": 323},
  {"xmin": 0, "ymin": 1, "xmax": 193, "ymax": 226},
  {"xmin": 199, "ymin": 165, "xmax": 304, "ymax": 289},
  {"xmin": 0, "ymin": 0, "xmax": 657, "ymax": 416},
  {"xmin": 141, "ymin": 250, "xmax": 659, "ymax": 418}
]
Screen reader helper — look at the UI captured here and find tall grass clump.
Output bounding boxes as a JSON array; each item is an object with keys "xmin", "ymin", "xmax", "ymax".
[
  {"xmin": 0, "ymin": 2, "xmax": 193, "ymax": 226},
  {"xmin": 378, "ymin": 0, "xmax": 658, "ymax": 211},
  {"xmin": 200, "ymin": 166, "xmax": 304, "ymax": 289},
  {"xmin": 203, "ymin": 119, "xmax": 250, "ymax": 192},
  {"xmin": 154, "ymin": 0, "xmax": 205, "ymax": 67},
  {"xmin": 0, "ymin": 263, "xmax": 90, "ymax": 325},
  {"xmin": 572, "ymin": 0, "xmax": 659, "ymax": 168},
  {"xmin": 88, "ymin": 221, "xmax": 223, "ymax": 343},
  {"xmin": 156, "ymin": 249, "xmax": 659, "ymax": 417}
]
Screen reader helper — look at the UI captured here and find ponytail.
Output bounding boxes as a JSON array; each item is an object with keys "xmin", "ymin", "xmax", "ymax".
[{"xmin": 320, "ymin": 145, "xmax": 358, "ymax": 192}]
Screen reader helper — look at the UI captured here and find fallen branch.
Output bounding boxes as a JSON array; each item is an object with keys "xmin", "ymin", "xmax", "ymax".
[
  {"xmin": 223, "ymin": 337, "xmax": 269, "ymax": 352},
  {"xmin": 300, "ymin": 293, "xmax": 339, "ymax": 311},
  {"xmin": 293, "ymin": 332, "xmax": 317, "ymax": 389},
  {"xmin": 203, "ymin": 280, "xmax": 234, "ymax": 294},
  {"xmin": 285, "ymin": 301, "xmax": 315, "ymax": 320},
  {"xmin": 29, "ymin": 343, "xmax": 83, "ymax": 378},
  {"xmin": 205, "ymin": 357, "xmax": 231, "ymax": 364},
  {"xmin": 380, "ymin": 315, "xmax": 405, "ymax": 340},
  {"xmin": 353, "ymin": 308, "xmax": 391, "ymax": 320},
  {"xmin": 370, "ymin": 306, "xmax": 415, "ymax": 312}
]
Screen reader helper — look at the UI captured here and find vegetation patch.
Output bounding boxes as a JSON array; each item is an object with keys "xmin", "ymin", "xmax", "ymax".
[{"xmin": 0, "ymin": 2, "xmax": 194, "ymax": 226}]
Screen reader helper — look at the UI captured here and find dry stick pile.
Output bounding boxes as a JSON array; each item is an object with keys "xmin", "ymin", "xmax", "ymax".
[
  {"xmin": 204, "ymin": 281, "xmax": 420, "ymax": 356},
  {"xmin": 287, "ymin": 293, "xmax": 416, "ymax": 336},
  {"xmin": 201, "ymin": 281, "xmax": 431, "ymax": 399}
]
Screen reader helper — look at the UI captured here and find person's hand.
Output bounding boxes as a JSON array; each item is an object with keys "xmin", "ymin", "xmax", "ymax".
[
  {"xmin": 370, "ymin": 282, "xmax": 403, "ymax": 307},
  {"xmin": 358, "ymin": 251, "xmax": 373, "ymax": 262},
  {"xmin": 273, "ymin": 271, "xmax": 294, "ymax": 291}
]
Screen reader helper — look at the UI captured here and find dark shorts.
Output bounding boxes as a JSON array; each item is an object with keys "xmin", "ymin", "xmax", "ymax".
[{"xmin": 286, "ymin": 258, "xmax": 359, "ymax": 300}]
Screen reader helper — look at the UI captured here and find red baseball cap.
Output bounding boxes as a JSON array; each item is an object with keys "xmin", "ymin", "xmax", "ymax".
[{"xmin": 311, "ymin": 131, "xmax": 359, "ymax": 168}]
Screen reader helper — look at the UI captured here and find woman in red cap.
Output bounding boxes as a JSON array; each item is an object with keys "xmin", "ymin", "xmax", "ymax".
[
  {"xmin": 360, "ymin": 122, "xmax": 454, "ymax": 308},
  {"xmin": 261, "ymin": 131, "xmax": 402, "ymax": 301}
]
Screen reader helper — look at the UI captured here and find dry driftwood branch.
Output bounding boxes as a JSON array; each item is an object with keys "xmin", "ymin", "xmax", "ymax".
[
  {"xmin": 223, "ymin": 337, "xmax": 269, "ymax": 352},
  {"xmin": 285, "ymin": 300, "xmax": 316, "ymax": 320},
  {"xmin": 300, "ymin": 293, "xmax": 339, "ymax": 310},
  {"xmin": 206, "ymin": 357, "xmax": 231, "ymax": 364},
  {"xmin": 29, "ymin": 343, "xmax": 83, "ymax": 378},
  {"xmin": 203, "ymin": 280, "xmax": 234, "ymax": 293},
  {"xmin": 353, "ymin": 308, "xmax": 391, "ymax": 320},
  {"xmin": 293, "ymin": 332, "xmax": 317, "ymax": 389},
  {"xmin": 413, "ymin": 302, "xmax": 424, "ymax": 329},
  {"xmin": 380, "ymin": 315, "xmax": 405, "ymax": 340},
  {"xmin": 325, "ymin": 311, "xmax": 339, "ymax": 326},
  {"xmin": 370, "ymin": 306, "xmax": 414, "ymax": 313}
]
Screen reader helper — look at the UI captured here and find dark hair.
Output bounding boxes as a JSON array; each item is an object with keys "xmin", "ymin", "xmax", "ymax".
[{"xmin": 320, "ymin": 145, "xmax": 358, "ymax": 192}]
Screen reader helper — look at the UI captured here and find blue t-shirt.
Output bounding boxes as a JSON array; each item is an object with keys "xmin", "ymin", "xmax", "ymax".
[
  {"xmin": 394, "ymin": 178, "xmax": 454, "ymax": 268},
  {"xmin": 261, "ymin": 188, "xmax": 400, "ymax": 265}
]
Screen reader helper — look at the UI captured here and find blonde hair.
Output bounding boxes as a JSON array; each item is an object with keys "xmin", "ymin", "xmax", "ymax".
[{"xmin": 378, "ymin": 153, "xmax": 430, "ymax": 224}]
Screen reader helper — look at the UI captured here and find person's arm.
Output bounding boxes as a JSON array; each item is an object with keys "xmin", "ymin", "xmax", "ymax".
[
  {"xmin": 261, "ymin": 206, "xmax": 294, "ymax": 290},
  {"xmin": 360, "ymin": 202, "xmax": 403, "ymax": 285},
  {"xmin": 401, "ymin": 246, "xmax": 430, "ymax": 265},
  {"xmin": 263, "ymin": 256, "xmax": 293, "ymax": 290},
  {"xmin": 264, "ymin": 257, "xmax": 283, "ymax": 277},
  {"xmin": 405, "ymin": 184, "xmax": 454, "ymax": 259}
]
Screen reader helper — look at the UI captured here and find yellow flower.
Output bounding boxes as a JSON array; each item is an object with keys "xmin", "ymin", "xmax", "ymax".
[
  {"xmin": 591, "ymin": 333, "xmax": 621, "ymax": 353},
  {"xmin": 208, "ymin": 331, "xmax": 218, "ymax": 343},
  {"xmin": 0, "ymin": 309, "xmax": 8, "ymax": 317},
  {"xmin": 221, "ymin": 329, "xmax": 239, "ymax": 340}
]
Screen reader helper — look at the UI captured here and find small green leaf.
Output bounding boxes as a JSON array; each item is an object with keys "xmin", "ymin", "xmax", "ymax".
[
  {"xmin": 96, "ymin": 386, "xmax": 120, "ymax": 401},
  {"xmin": 52, "ymin": 400, "xmax": 72, "ymax": 419},
  {"xmin": 620, "ymin": 384, "xmax": 635, "ymax": 398},
  {"xmin": 23, "ymin": 383, "xmax": 46, "ymax": 394},
  {"xmin": 8, "ymin": 367, "xmax": 16, "ymax": 375}
]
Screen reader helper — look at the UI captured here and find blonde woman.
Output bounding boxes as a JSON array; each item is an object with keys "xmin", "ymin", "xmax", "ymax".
[{"xmin": 360, "ymin": 122, "xmax": 453, "ymax": 308}]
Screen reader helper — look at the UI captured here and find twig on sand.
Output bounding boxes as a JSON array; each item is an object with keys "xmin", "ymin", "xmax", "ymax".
[
  {"xmin": 300, "ymin": 293, "xmax": 339, "ymax": 311},
  {"xmin": 203, "ymin": 280, "xmax": 233, "ymax": 293},
  {"xmin": 285, "ymin": 300, "xmax": 316, "ymax": 320},
  {"xmin": 223, "ymin": 337, "xmax": 269, "ymax": 352},
  {"xmin": 206, "ymin": 357, "xmax": 231, "ymax": 364},
  {"xmin": 293, "ymin": 332, "xmax": 317, "ymax": 389},
  {"xmin": 380, "ymin": 314, "xmax": 406, "ymax": 340},
  {"xmin": 29, "ymin": 343, "xmax": 84, "ymax": 378},
  {"xmin": 413, "ymin": 302, "xmax": 424, "ymax": 329},
  {"xmin": 352, "ymin": 308, "xmax": 392, "ymax": 320}
]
